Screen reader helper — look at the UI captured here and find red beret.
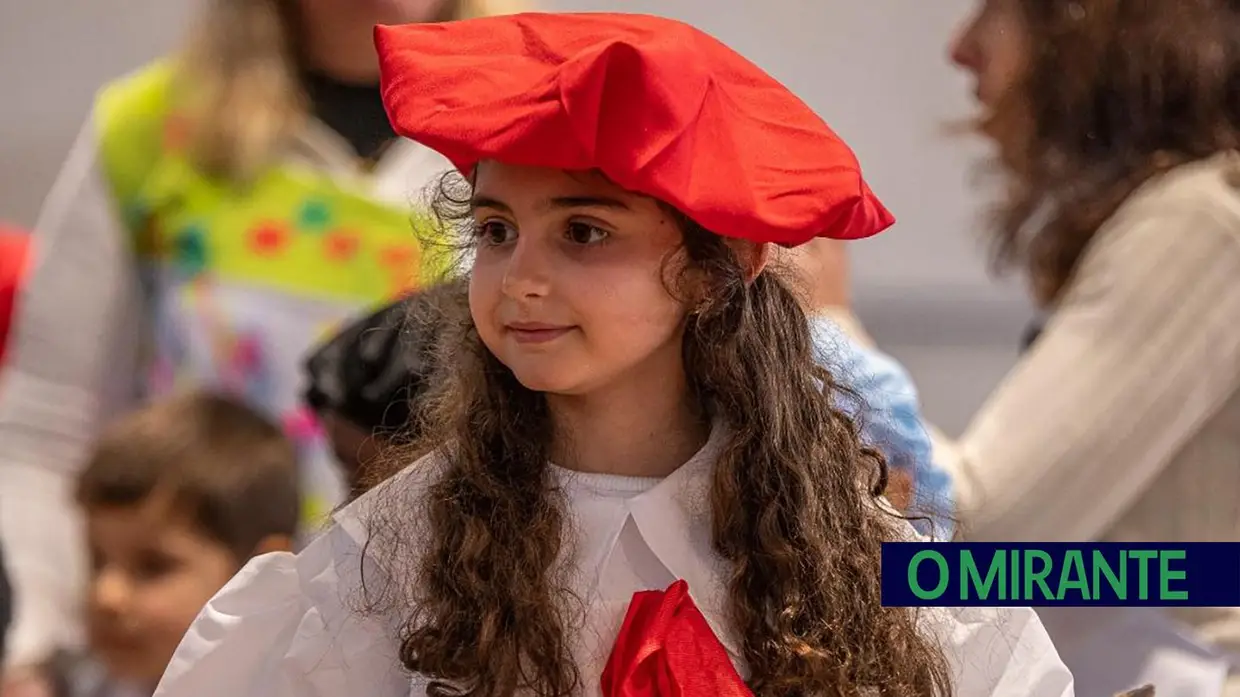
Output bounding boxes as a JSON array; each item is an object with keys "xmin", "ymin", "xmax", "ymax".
[{"xmin": 375, "ymin": 13, "xmax": 893, "ymax": 246}]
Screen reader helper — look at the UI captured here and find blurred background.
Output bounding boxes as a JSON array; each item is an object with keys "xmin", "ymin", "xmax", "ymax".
[
  {"xmin": 6, "ymin": 2, "xmax": 1240, "ymax": 696},
  {"xmin": 0, "ymin": 0, "xmax": 1029, "ymax": 436}
]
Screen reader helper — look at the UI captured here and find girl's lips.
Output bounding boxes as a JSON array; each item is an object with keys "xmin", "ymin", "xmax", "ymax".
[{"xmin": 506, "ymin": 324, "xmax": 573, "ymax": 344}]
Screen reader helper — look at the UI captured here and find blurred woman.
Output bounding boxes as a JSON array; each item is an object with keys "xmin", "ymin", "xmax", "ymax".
[
  {"xmin": 945, "ymin": 1, "xmax": 1240, "ymax": 695},
  {"xmin": 0, "ymin": 0, "xmax": 521, "ymax": 687}
]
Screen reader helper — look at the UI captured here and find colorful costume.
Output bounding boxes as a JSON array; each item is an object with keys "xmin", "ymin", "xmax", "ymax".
[
  {"xmin": 0, "ymin": 60, "xmax": 451, "ymax": 668},
  {"xmin": 94, "ymin": 61, "xmax": 445, "ymax": 522}
]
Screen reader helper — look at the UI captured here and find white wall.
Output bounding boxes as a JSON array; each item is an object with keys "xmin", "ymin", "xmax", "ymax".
[
  {"xmin": 0, "ymin": 0, "xmax": 192, "ymax": 225},
  {"xmin": 0, "ymin": 0, "xmax": 1031, "ymax": 435}
]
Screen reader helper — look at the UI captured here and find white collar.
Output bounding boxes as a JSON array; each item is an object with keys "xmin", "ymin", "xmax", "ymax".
[
  {"xmin": 551, "ymin": 423, "xmax": 741, "ymax": 658},
  {"xmin": 335, "ymin": 422, "xmax": 742, "ymax": 658}
]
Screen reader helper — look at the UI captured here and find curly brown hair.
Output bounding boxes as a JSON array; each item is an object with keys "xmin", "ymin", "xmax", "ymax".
[
  {"xmin": 982, "ymin": 0, "xmax": 1240, "ymax": 305},
  {"xmin": 359, "ymin": 173, "xmax": 953, "ymax": 696}
]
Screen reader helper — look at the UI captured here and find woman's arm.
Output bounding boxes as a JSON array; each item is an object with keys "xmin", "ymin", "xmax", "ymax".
[
  {"xmin": 811, "ymin": 316, "xmax": 956, "ymax": 538},
  {"xmin": 789, "ymin": 239, "xmax": 958, "ymax": 536},
  {"xmin": 956, "ymin": 204, "xmax": 1240, "ymax": 541},
  {"xmin": 0, "ymin": 118, "xmax": 142, "ymax": 671}
]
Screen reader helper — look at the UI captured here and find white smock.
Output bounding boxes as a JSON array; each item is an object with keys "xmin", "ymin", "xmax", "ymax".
[{"xmin": 153, "ymin": 426, "xmax": 1075, "ymax": 696}]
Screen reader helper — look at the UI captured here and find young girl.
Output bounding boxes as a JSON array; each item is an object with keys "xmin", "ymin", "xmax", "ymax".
[
  {"xmin": 153, "ymin": 13, "xmax": 1073, "ymax": 697},
  {"xmin": 0, "ymin": 0, "xmax": 523, "ymax": 681}
]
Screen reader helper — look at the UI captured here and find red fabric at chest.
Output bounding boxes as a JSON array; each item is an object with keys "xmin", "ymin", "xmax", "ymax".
[{"xmin": 601, "ymin": 579, "xmax": 752, "ymax": 697}]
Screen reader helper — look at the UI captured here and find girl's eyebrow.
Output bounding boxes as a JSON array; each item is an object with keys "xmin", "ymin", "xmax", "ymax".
[
  {"xmin": 470, "ymin": 195, "xmax": 631, "ymax": 212},
  {"xmin": 470, "ymin": 195, "xmax": 512, "ymax": 213},
  {"xmin": 546, "ymin": 196, "xmax": 631, "ymax": 211}
]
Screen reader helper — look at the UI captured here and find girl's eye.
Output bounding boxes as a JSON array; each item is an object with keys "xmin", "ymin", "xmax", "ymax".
[
  {"xmin": 474, "ymin": 220, "xmax": 516, "ymax": 246},
  {"xmin": 134, "ymin": 549, "xmax": 179, "ymax": 580},
  {"xmin": 565, "ymin": 222, "xmax": 609, "ymax": 245}
]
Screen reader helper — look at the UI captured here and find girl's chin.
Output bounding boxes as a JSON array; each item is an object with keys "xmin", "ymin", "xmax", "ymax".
[
  {"xmin": 510, "ymin": 372, "xmax": 586, "ymax": 396},
  {"xmin": 502, "ymin": 360, "xmax": 595, "ymax": 396}
]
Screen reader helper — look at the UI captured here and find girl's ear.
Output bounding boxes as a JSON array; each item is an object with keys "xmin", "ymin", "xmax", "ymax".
[{"xmin": 726, "ymin": 240, "xmax": 771, "ymax": 283}]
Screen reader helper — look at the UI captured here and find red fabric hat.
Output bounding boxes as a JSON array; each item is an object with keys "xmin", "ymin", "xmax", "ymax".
[{"xmin": 375, "ymin": 13, "xmax": 893, "ymax": 247}]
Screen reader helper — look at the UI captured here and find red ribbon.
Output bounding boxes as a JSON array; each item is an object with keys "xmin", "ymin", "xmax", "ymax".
[{"xmin": 601, "ymin": 580, "xmax": 752, "ymax": 697}]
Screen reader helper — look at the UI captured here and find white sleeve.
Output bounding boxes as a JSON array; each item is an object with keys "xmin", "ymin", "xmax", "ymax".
[
  {"xmin": 0, "ymin": 116, "xmax": 143, "ymax": 668},
  {"xmin": 954, "ymin": 205, "xmax": 1240, "ymax": 541},
  {"xmin": 155, "ymin": 457, "xmax": 447, "ymax": 697},
  {"xmin": 155, "ymin": 522, "xmax": 410, "ymax": 697},
  {"xmin": 936, "ymin": 605, "xmax": 1075, "ymax": 696}
]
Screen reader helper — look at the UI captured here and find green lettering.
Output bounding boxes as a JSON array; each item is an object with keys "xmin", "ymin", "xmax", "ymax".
[
  {"xmin": 1024, "ymin": 550, "xmax": 1055, "ymax": 601},
  {"xmin": 1057, "ymin": 550, "xmax": 1091, "ymax": 600},
  {"xmin": 1159, "ymin": 550, "xmax": 1188, "ymax": 601},
  {"xmin": 909, "ymin": 550, "xmax": 949, "ymax": 600},
  {"xmin": 1093, "ymin": 550, "xmax": 1126, "ymax": 599},
  {"xmin": 1130, "ymin": 550, "xmax": 1158, "ymax": 599},
  {"xmin": 1009, "ymin": 547, "xmax": 1019, "ymax": 600},
  {"xmin": 961, "ymin": 550, "xmax": 1005, "ymax": 600}
]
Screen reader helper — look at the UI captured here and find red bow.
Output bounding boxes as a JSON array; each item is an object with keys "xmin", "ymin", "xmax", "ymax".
[{"xmin": 601, "ymin": 580, "xmax": 753, "ymax": 697}]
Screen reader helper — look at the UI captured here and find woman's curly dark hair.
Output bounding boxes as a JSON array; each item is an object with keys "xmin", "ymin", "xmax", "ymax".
[
  {"xmin": 982, "ymin": 0, "xmax": 1240, "ymax": 305},
  {"xmin": 359, "ymin": 172, "xmax": 953, "ymax": 696}
]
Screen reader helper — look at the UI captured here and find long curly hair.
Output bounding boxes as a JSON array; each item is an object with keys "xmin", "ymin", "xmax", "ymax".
[
  {"xmin": 360, "ymin": 173, "xmax": 953, "ymax": 696},
  {"xmin": 981, "ymin": 0, "xmax": 1240, "ymax": 305}
]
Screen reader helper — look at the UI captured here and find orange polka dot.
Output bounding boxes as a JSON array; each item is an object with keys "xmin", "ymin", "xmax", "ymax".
[
  {"xmin": 323, "ymin": 229, "xmax": 360, "ymax": 262},
  {"xmin": 248, "ymin": 221, "xmax": 290, "ymax": 255},
  {"xmin": 379, "ymin": 244, "xmax": 417, "ymax": 268}
]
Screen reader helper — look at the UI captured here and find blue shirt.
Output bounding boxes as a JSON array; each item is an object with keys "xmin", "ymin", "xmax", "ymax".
[{"xmin": 809, "ymin": 317, "xmax": 955, "ymax": 539}]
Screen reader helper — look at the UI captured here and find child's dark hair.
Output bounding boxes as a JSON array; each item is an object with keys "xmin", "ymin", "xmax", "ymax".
[
  {"xmin": 76, "ymin": 391, "xmax": 300, "ymax": 560},
  {"xmin": 304, "ymin": 280, "xmax": 462, "ymax": 441},
  {"xmin": 361, "ymin": 173, "xmax": 953, "ymax": 697}
]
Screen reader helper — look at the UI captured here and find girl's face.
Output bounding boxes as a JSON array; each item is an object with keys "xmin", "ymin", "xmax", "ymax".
[
  {"xmin": 948, "ymin": 0, "xmax": 1030, "ymax": 110},
  {"xmin": 469, "ymin": 163, "xmax": 692, "ymax": 397}
]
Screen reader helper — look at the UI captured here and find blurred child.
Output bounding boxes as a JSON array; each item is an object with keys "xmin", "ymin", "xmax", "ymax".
[
  {"xmin": 303, "ymin": 280, "xmax": 463, "ymax": 496},
  {"xmin": 39, "ymin": 392, "xmax": 299, "ymax": 697}
]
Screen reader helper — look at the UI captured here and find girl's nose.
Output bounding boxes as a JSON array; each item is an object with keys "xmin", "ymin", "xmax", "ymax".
[{"xmin": 500, "ymin": 237, "xmax": 553, "ymax": 300}]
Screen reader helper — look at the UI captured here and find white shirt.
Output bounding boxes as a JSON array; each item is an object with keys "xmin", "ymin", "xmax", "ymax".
[
  {"xmin": 941, "ymin": 152, "xmax": 1240, "ymax": 697},
  {"xmin": 153, "ymin": 426, "xmax": 1075, "ymax": 697}
]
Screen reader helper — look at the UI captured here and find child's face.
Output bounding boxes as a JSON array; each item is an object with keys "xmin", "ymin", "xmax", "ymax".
[
  {"xmin": 322, "ymin": 412, "xmax": 387, "ymax": 491},
  {"xmin": 84, "ymin": 500, "xmax": 240, "ymax": 687},
  {"xmin": 469, "ymin": 163, "xmax": 692, "ymax": 397}
]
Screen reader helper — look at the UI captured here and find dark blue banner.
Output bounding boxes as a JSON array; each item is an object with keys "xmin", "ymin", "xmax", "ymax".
[{"xmin": 881, "ymin": 542, "xmax": 1240, "ymax": 607}]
